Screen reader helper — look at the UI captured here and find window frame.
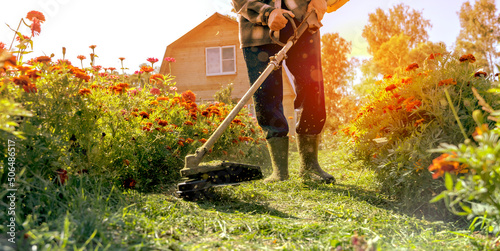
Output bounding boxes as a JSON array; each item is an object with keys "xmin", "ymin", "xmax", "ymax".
[{"xmin": 205, "ymin": 45, "xmax": 237, "ymax": 76}]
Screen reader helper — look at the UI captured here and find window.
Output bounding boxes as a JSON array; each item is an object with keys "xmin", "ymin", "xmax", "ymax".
[{"xmin": 206, "ymin": 46, "xmax": 236, "ymax": 76}]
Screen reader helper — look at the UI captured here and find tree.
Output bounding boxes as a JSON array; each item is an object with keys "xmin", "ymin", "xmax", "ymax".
[
  {"xmin": 361, "ymin": 4, "xmax": 432, "ymax": 76},
  {"xmin": 362, "ymin": 4, "xmax": 432, "ymax": 56},
  {"xmin": 455, "ymin": 0, "xmax": 500, "ymax": 73},
  {"xmin": 321, "ymin": 32, "xmax": 358, "ymax": 129}
]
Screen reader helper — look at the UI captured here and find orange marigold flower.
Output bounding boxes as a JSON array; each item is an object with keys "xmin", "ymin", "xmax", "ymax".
[
  {"xmin": 414, "ymin": 118, "xmax": 425, "ymax": 127},
  {"xmin": 385, "ymin": 84, "xmax": 397, "ymax": 92},
  {"xmin": 89, "ymin": 45, "xmax": 97, "ymax": 50},
  {"xmin": 472, "ymin": 124, "xmax": 489, "ymax": 138},
  {"xmin": 140, "ymin": 65, "xmax": 154, "ymax": 73},
  {"xmin": 0, "ymin": 49, "xmax": 17, "ymax": 71},
  {"xmin": 12, "ymin": 75, "xmax": 31, "ymax": 86},
  {"xmin": 428, "ymin": 153, "xmax": 468, "ymax": 179},
  {"xmin": 35, "ymin": 56, "xmax": 51, "ymax": 64},
  {"xmin": 158, "ymin": 120, "xmax": 168, "ymax": 126},
  {"xmin": 177, "ymin": 140, "xmax": 185, "ymax": 147},
  {"xmin": 77, "ymin": 55, "xmax": 86, "ymax": 60},
  {"xmin": 184, "ymin": 121, "xmax": 194, "ymax": 126},
  {"xmin": 157, "ymin": 96, "xmax": 169, "ymax": 101},
  {"xmin": 185, "ymin": 138, "xmax": 194, "ymax": 144},
  {"xmin": 139, "ymin": 111, "xmax": 149, "ymax": 119},
  {"xmin": 438, "ymin": 78, "xmax": 457, "ymax": 86},
  {"xmin": 150, "ymin": 100, "xmax": 159, "ymax": 106},
  {"xmin": 474, "ymin": 71, "xmax": 487, "ymax": 78},
  {"xmin": 199, "ymin": 138, "xmax": 207, "ymax": 144},
  {"xmin": 117, "ymin": 82, "xmax": 129, "ymax": 88},
  {"xmin": 383, "ymin": 74, "xmax": 392, "ymax": 79},
  {"xmin": 26, "ymin": 11, "xmax": 46, "ymax": 22},
  {"xmin": 405, "ymin": 63, "xmax": 419, "ymax": 71},
  {"xmin": 149, "ymin": 73, "xmax": 164, "ymax": 83},
  {"xmin": 78, "ymin": 88, "xmax": 91, "ymax": 95},
  {"xmin": 23, "ymin": 83, "xmax": 37, "ymax": 93},
  {"xmin": 26, "ymin": 69, "xmax": 41, "ymax": 79},
  {"xmin": 459, "ymin": 54, "xmax": 476, "ymax": 63},
  {"xmin": 181, "ymin": 90, "xmax": 196, "ymax": 103},
  {"xmin": 123, "ymin": 178, "xmax": 136, "ymax": 189},
  {"xmin": 406, "ymin": 100, "xmax": 422, "ymax": 112}
]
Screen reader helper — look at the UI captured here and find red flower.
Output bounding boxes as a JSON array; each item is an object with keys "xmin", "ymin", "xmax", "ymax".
[
  {"xmin": 123, "ymin": 178, "xmax": 136, "ymax": 189},
  {"xmin": 428, "ymin": 53, "xmax": 442, "ymax": 60},
  {"xmin": 405, "ymin": 63, "xmax": 419, "ymax": 71},
  {"xmin": 26, "ymin": 11, "xmax": 46, "ymax": 22},
  {"xmin": 30, "ymin": 18, "xmax": 41, "ymax": 37},
  {"xmin": 77, "ymin": 55, "xmax": 86, "ymax": 60},
  {"xmin": 89, "ymin": 45, "xmax": 97, "ymax": 50},
  {"xmin": 139, "ymin": 111, "xmax": 149, "ymax": 119},
  {"xmin": 35, "ymin": 56, "xmax": 51, "ymax": 64},
  {"xmin": 385, "ymin": 84, "xmax": 397, "ymax": 92},
  {"xmin": 158, "ymin": 120, "xmax": 168, "ymax": 126},
  {"xmin": 147, "ymin": 57, "xmax": 159, "ymax": 64},
  {"xmin": 150, "ymin": 87, "xmax": 161, "ymax": 95},
  {"xmin": 78, "ymin": 88, "xmax": 91, "ymax": 95},
  {"xmin": 459, "ymin": 54, "xmax": 476, "ymax": 63},
  {"xmin": 55, "ymin": 169, "xmax": 68, "ymax": 185},
  {"xmin": 22, "ymin": 83, "xmax": 37, "ymax": 93}
]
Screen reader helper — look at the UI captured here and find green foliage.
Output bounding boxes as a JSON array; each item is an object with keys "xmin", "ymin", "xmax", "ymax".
[
  {"xmin": 213, "ymin": 83, "xmax": 237, "ymax": 105},
  {"xmin": 430, "ymin": 84, "xmax": 500, "ymax": 235},
  {"xmin": 339, "ymin": 51, "xmax": 500, "ymax": 213}
]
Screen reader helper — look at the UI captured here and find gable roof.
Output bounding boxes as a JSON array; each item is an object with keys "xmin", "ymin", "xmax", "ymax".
[{"xmin": 167, "ymin": 12, "xmax": 238, "ymax": 48}]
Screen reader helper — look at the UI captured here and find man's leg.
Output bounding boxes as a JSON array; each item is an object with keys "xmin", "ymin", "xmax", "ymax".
[
  {"xmin": 285, "ymin": 29, "xmax": 335, "ymax": 184},
  {"xmin": 243, "ymin": 44, "xmax": 289, "ymax": 182}
]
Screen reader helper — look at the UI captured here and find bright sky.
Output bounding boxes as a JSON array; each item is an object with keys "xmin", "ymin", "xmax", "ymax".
[{"xmin": 1, "ymin": 0, "xmax": 498, "ymax": 74}]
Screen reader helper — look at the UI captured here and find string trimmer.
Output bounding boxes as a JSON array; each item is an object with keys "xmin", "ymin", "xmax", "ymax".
[{"xmin": 175, "ymin": 10, "xmax": 322, "ymax": 200}]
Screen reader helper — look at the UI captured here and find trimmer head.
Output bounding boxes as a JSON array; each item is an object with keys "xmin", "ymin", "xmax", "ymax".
[{"xmin": 175, "ymin": 161, "xmax": 263, "ymax": 200}]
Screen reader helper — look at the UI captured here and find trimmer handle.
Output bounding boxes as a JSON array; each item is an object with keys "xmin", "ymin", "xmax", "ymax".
[{"xmin": 269, "ymin": 10, "xmax": 323, "ymax": 47}]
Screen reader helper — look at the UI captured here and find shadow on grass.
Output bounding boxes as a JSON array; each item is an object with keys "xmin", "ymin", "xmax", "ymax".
[{"xmin": 190, "ymin": 188, "xmax": 298, "ymax": 219}]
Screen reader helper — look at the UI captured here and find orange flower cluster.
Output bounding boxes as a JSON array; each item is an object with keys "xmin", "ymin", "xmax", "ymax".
[
  {"xmin": 428, "ymin": 153, "xmax": 468, "ymax": 179},
  {"xmin": 459, "ymin": 54, "xmax": 476, "ymax": 63},
  {"xmin": 385, "ymin": 84, "xmax": 397, "ymax": 92},
  {"xmin": 140, "ymin": 65, "xmax": 154, "ymax": 73},
  {"xmin": 405, "ymin": 63, "xmax": 419, "ymax": 72},
  {"xmin": 78, "ymin": 88, "xmax": 91, "ymax": 95},
  {"xmin": 181, "ymin": 90, "xmax": 196, "ymax": 103},
  {"xmin": 11, "ymin": 75, "xmax": 37, "ymax": 93},
  {"xmin": 149, "ymin": 73, "xmax": 164, "ymax": 84},
  {"xmin": 438, "ymin": 78, "xmax": 457, "ymax": 86},
  {"xmin": 109, "ymin": 82, "xmax": 129, "ymax": 94}
]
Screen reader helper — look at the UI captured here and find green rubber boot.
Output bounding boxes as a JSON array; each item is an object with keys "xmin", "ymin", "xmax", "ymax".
[
  {"xmin": 297, "ymin": 134, "xmax": 335, "ymax": 184},
  {"xmin": 263, "ymin": 136, "xmax": 289, "ymax": 183}
]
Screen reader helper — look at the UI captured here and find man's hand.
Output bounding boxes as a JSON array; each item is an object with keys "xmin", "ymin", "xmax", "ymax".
[
  {"xmin": 307, "ymin": 0, "xmax": 327, "ymax": 22},
  {"xmin": 268, "ymin": 9, "xmax": 295, "ymax": 31}
]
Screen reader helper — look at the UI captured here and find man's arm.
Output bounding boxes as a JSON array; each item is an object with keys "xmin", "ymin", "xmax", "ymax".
[{"xmin": 231, "ymin": 0, "xmax": 276, "ymax": 26}]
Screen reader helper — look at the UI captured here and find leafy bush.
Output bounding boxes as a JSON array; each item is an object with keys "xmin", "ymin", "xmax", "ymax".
[
  {"xmin": 430, "ymin": 84, "xmax": 500, "ymax": 235},
  {"xmin": 337, "ymin": 52, "xmax": 499, "ymax": 214}
]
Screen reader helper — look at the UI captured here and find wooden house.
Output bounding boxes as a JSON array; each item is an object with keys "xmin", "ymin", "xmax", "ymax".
[{"xmin": 159, "ymin": 12, "xmax": 297, "ymax": 134}]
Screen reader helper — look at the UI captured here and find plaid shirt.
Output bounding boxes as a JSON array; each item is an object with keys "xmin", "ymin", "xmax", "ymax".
[{"xmin": 232, "ymin": 0, "xmax": 313, "ymax": 48}]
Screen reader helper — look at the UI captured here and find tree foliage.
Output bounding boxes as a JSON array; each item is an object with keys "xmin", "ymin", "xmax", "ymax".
[
  {"xmin": 361, "ymin": 4, "xmax": 432, "ymax": 76},
  {"xmin": 362, "ymin": 3, "xmax": 432, "ymax": 56},
  {"xmin": 455, "ymin": 0, "xmax": 500, "ymax": 73},
  {"xmin": 321, "ymin": 32, "xmax": 358, "ymax": 130}
]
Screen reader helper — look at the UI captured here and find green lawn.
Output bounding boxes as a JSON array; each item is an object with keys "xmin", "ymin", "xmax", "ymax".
[{"xmin": 12, "ymin": 148, "xmax": 495, "ymax": 250}]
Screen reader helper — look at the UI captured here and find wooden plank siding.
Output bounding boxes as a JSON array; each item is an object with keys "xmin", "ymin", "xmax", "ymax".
[{"xmin": 159, "ymin": 12, "xmax": 297, "ymax": 135}]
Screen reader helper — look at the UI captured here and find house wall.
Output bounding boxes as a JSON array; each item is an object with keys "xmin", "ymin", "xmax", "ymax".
[
  {"xmin": 160, "ymin": 17, "xmax": 248, "ymax": 102},
  {"xmin": 160, "ymin": 13, "xmax": 297, "ymax": 135}
]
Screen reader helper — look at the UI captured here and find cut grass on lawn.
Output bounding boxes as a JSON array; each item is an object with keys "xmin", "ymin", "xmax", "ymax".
[{"xmin": 15, "ymin": 149, "xmax": 495, "ymax": 250}]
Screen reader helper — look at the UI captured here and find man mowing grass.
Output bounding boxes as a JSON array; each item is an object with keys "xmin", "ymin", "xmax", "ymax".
[{"xmin": 231, "ymin": 0, "xmax": 336, "ymax": 184}]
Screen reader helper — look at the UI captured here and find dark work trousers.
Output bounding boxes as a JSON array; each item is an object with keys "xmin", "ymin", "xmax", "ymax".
[{"xmin": 242, "ymin": 21, "xmax": 326, "ymax": 139}]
